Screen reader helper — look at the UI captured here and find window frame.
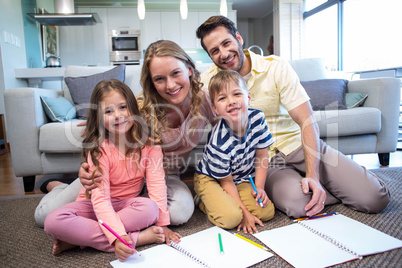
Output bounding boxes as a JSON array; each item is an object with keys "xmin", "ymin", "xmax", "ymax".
[{"xmin": 303, "ymin": 0, "xmax": 346, "ymax": 70}]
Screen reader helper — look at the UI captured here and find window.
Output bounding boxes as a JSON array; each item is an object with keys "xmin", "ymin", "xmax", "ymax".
[
  {"xmin": 343, "ymin": 0, "xmax": 402, "ymax": 72},
  {"xmin": 304, "ymin": 4, "xmax": 338, "ymax": 70},
  {"xmin": 305, "ymin": 0, "xmax": 328, "ymax": 11},
  {"xmin": 303, "ymin": 0, "xmax": 402, "ymax": 72}
]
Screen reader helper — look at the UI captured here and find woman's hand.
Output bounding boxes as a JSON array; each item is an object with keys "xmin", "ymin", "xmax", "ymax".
[
  {"xmin": 114, "ymin": 236, "xmax": 135, "ymax": 262},
  {"xmin": 77, "ymin": 121, "xmax": 87, "ymax": 137},
  {"xmin": 78, "ymin": 162, "xmax": 102, "ymax": 192},
  {"xmin": 162, "ymin": 226, "xmax": 182, "ymax": 246},
  {"xmin": 237, "ymin": 209, "xmax": 264, "ymax": 235}
]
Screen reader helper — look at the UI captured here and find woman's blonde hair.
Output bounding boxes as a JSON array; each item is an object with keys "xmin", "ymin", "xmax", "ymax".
[
  {"xmin": 82, "ymin": 79, "xmax": 150, "ymax": 197},
  {"xmin": 138, "ymin": 40, "xmax": 204, "ymax": 142}
]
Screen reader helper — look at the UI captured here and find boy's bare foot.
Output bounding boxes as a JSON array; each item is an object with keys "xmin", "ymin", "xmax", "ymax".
[
  {"xmin": 52, "ymin": 239, "xmax": 77, "ymax": 255},
  {"xmin": 136, "ymin": 226, "xmax": 165, "ymax": 246},
  {"xmin": 47, "ymin": 181, "xmax": 64, "ymax": 192}
]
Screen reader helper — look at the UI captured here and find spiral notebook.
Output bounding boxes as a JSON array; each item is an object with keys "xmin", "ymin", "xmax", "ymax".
[
  {"xmin": 110, "ymin": 226, "xmax": 273, "ymax": 268},
  {"xmin": 253, "ymin": 213, "xmax": 402, "ymax": 268}
]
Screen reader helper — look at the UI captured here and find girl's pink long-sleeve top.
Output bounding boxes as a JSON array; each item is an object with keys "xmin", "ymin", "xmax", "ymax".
[{"xmin": 76, "ymin": 139, "xmax": 169, "ymax": 245}]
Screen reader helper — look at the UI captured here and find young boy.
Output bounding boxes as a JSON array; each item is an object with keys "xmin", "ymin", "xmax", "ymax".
[{"xmin": 194, "ymin": 70, "xmax": 275, "ymax": 234}]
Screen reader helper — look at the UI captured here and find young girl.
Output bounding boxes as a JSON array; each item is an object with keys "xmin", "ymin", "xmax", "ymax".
[{"xmin": 44, "ymin": 79, "xmax": 176, "ymax": 261}]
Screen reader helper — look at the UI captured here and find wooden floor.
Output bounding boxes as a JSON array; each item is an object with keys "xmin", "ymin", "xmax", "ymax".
[{"xmin": 0, "ymin": 150, "xmax": 401, "ymax": 197}]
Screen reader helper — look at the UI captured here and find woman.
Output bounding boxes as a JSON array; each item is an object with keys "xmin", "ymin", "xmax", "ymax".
[
  {"xmin": 35, "ymin": 40, "xmax": 215, "ymax": 242},
  {"xmin": 136, "ymin": 40, "xmax": 215, "ymax": 226}
]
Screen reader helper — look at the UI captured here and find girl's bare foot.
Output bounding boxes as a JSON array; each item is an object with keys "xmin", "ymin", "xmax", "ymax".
[
  {"xmin": 47, "ymin": 181, "xmax": 64, "ymax": 192},
  {"xmin": 136, "ymin": 226, "xmax": 165, "ymax": 246},
  {"xmin": 52, "ymin": 239, "xmax": 77, "ymax": 255}
]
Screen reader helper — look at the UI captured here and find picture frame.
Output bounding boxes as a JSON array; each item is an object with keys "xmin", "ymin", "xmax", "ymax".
[{"xmin": 42, "ymin": 25, "xmax": 59, "ymax": 61}]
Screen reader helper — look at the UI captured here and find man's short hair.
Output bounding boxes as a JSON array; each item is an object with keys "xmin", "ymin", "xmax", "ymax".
[{"xmin": 196, "ymin": 16, "xmax": 238, "ymax": 52}]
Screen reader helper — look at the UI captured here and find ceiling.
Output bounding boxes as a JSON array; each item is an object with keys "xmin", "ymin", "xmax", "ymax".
[{"xmin": 74, "ymin": 0, "xmax": 274, "ymax": 19}]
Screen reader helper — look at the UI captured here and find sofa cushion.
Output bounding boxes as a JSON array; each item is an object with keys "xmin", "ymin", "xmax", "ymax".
[
  {"xmin": 345, "ymin": 93, "xmax": 368, "ymax": 108},
  {"xmin": 65, "ymin": 64, "xmax": 126, "ymax": 119},
  {"xmin": 40, "ymin": 96, "xmax": 76, "ymax": 122},
  {"xmin": 301, "ymin": 79, "xmax": 348, "ymax": 110},
  {"xmin": 39, "ymin": 120, "xmax": 85, "ymax": 153},
  {"xmin": 289, "ymin": 58, "xmax": 328, "ymax": 81},
  {"xmin": 313, "ymin": 107, "xmax": 381, "ymax": 138}
]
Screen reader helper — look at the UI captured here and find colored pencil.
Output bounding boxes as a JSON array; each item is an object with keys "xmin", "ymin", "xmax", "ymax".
[
  {"xmin": 304, "ymin": 212, "xmax": 338, "ymax": 221},
  {"xmin": 218, "ymin": 233, "xmax": 224, "ymax": 255},
  {"xmin": 234, "ymin": 233, "xmax": 269, "ymax": 252},
  {"xmin": 249, "ymin": 176, "xmax": 264, "ymax": 208},
  {"xmin": 293, "ymin": 213, "xmax": 327, "ymax": 222},
  {"xmin": 99, "ymin": 219, "xmax": 136, "ymax": 251}
]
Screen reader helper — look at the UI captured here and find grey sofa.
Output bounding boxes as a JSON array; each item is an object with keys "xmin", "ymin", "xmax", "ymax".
[{"xmin": 4, "ymin": 59, "xmax": 401, "ymax": 192}]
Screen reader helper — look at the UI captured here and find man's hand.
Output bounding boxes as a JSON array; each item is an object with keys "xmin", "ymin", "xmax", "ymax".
[
  {"xmin": 302, "ymin": 177, "xmax": 326, "ymax": 217},
  {"xmin": 114, "ymin": 236, "xmax": 135, "ymax": 262},
  {"xmin": 162, "ymin": 226, "xmax": 182, "ymax": 246},
  {"xmin": 78, "ymin": 162, "xmax": 102, "ymax": 192},
  {"xmin": 237, "ymin": 209, "xmax": 264, "ymax": 234}
]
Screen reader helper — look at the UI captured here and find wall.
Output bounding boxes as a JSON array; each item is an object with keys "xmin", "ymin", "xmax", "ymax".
[
  {"xmin": 22, "ymin": 0, "xmax": 42, "ymax": 68},
  {"xmin": 0, "ymin": 0, "xmax": 28, "ymax": 115},
  {"xmin": 237, "ymin": 13, "xmax": 274, "ymax": 57},
  {"xmin": 273, "ymin": 0, "xmax": 303, "ymax": 60}
]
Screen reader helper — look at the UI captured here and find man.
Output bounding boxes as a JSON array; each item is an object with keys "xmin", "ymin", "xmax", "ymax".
[{"xmin": 196, "ymin": 16, "xmax": 390, "ymax": 218}]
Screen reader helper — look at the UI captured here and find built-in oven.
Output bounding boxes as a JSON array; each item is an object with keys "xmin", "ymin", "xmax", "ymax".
[{"xmin": 109, "ymin": 29, "xmax": 142, "ymax": 65}]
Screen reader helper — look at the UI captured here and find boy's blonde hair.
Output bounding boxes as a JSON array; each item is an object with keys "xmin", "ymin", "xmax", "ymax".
[{"xmin": 208, "ymin": 70, "xmax": 248, "ymax": 104}]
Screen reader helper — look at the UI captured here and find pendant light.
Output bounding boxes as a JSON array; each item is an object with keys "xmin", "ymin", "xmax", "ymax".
[
  {"xmin": 137, "ymin": 0, "xmax": 145, "ymax": 20},
  {"xmin": 220, "ymin": 0, "xmax": 228, "ymax": 17},
  {"xmin": 180, "ymin": 0, "xmax": 188, "ymax": 20}
]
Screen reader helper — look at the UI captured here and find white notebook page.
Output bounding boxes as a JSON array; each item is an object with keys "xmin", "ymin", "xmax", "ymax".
[
  {"xmin": 253, "ymin": 214, "xmax": 402, "ymax": 268},
  {"xmin": 111, "ymin": 226, "xmax": 273, "ymax": 268},
  {"xmin": 300, "ymin": 214, "xmax": 402, "ymax": 256},
  {"xmin": 254, "ymin": 223, "xmax": 358, "ymax": 268}
]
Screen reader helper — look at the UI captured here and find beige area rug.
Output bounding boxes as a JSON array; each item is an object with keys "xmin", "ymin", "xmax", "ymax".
[{"xmin": 0, "ymin": 168, "xmax": 401, "ymax": 267}]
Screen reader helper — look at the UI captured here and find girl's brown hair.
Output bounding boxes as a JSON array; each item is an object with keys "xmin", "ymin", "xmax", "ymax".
[{"xmin": 82, "ymin": 79, "xmax": 150, "ymax": 197}]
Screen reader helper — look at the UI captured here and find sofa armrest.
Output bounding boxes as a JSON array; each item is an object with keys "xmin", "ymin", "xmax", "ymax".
[
  {"xmin": 348, "ymin": 78, "xmax": 401, "ymax": 153},
  {"xmin": 4, "ymin": 87, "xmax": 63, "ymax": 176}
]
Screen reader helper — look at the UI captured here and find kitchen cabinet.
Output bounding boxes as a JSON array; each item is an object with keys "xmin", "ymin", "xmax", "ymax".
[
  {"xmin": 161, "ymin": 12, "xmax": 181, "ymax": 45},
  {"xmin": 182, "ymin": 11, "xmax": 237, "ymax": 49},
  {"xmin": 141, "ymin": 11, "xmax": 237, "ymax": 50},
  {"xmin": 107, "ymin": 8, "xmax": 140, "ymax": 31},
  {"xmin": 58, "ymin": 8, "xmax": 236, "ymax": 66},
  {"xmin": 59, "ymin": 7, "xmax": 109, "ymax": 66},
  {"xmin": 140, "ymin": 11, "xmax": 161, "ymax": 53},
  {"xmin": 180, "ymin": 12, "xmax": 200, "ymax": 49}
]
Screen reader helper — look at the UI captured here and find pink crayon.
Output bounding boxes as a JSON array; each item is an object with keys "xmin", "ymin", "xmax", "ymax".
[{"xmin": 99, "ymin": 219, "xmax": 136, "ymax": 251}]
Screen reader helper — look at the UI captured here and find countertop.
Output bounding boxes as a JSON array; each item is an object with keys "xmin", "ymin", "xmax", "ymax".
[
  {"xmin": 15, "ymin": 67, "xmax": 66, "ymax": 80},
  {"xmin": 15, "ymin": 67, "xmax": 66, "ymax": 88}
]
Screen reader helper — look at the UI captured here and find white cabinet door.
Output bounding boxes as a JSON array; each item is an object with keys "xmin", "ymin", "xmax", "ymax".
[
  {"xmin": 90, "ymin": 8, "xmax": 109, "ymax": 66},
  {"xmin": 228, "ymin": 11, "xmax": 237, "ymax": 26},
  {"xmin": 59, "ymin": 7, "xmax": 92, "ymax": 66},
  {"xmin": 180, "ymin": 11, "xmax": 199, "ymax": 49},
  {"xmin": 161, "ymin": 12, "xmax": 181, "ymax": 45},
  {"xmin": 140, "ymin": 12, "xmax": 161, "ymax": 52},
  {"xmin": 59, "ymin": 7, "xmax": 109, "ymax": 66},
  {"xmin": 198, "ymin": 11, "xmax": 219, "ymax": 26},
  {"xmin": 107, "ymin": 7, "xmax": 140, "ymax": 31}
]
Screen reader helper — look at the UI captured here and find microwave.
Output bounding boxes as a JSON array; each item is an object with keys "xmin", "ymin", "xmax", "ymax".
[{"xmin": 109, "ymin": 29, "xmax": 142, "ymax": 64}]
